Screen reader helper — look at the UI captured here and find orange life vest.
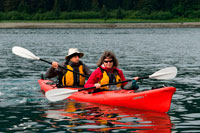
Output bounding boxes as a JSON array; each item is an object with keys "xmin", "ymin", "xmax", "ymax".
[
  {"xmin": 99, "ymin": 68, "xmax": 122, "ymax": 90},
  {"xmin": 62, "ymin": 65, "xmax": 85, "ymax": 86}
]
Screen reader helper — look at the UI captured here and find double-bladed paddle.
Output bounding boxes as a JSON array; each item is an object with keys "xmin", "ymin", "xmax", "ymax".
[
  {"xmin": 45, "ymin": 67, "xmax": 177, "ymax": 102},
  {"xmin": 12, "ymin": 46, "xmax": 89, "ymax": 77}
]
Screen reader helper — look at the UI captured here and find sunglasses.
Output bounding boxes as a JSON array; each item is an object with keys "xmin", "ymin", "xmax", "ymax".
[{"xmin": 104, "ymin": 60, "xmax": 113, "ymax": 63}]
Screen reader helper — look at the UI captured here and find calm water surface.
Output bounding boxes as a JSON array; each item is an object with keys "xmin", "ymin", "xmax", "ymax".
[{"xmin": 0, "ymin": 28, "xmax": 200, "ymax": 132}]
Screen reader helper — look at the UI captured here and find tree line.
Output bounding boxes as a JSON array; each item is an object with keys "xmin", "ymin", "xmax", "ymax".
[{"xmin": 0, "ymin": 0, "xmax": 199, "ymax": 20}]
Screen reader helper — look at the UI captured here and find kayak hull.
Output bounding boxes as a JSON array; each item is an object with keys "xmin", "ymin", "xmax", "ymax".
[{"xmin": 38, "ymin": 79, "xmax": 176, "ymax": 112}]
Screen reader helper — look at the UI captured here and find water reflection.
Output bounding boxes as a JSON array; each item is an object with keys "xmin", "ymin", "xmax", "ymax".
[
  {"xmin": 44, "ymin": 100, "xmax": 172, "ymax": 132},
  {"xmin": 1, "ymin": 28, "xmax": 200, "ymax": 132}
]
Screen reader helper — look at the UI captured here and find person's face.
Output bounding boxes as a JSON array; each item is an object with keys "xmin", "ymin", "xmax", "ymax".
[
  {"xmin": 70, "ymin": 55, "xmax": 80, "ymax": 63},
  {"xmin": 103, "ymin": 57, "xmax": 113, "ymax": 68}
]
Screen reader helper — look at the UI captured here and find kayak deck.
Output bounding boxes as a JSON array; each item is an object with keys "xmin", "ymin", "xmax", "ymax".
[{"xmin": 38, "ymin": 79, "xmax": 176, "ymax": 113}]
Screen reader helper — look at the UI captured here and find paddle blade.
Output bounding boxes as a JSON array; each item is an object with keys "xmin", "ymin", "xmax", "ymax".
[
  {"xmin": 149, "ymin": 67, "xmax": 177, "ymax": 80},
  {"xmin": 45, "ymin": 89, "xmax": 78, "ymax": 102},
  {"xmin": 12, "ymin": 46, "xmax": 40, "ymax": 60}
]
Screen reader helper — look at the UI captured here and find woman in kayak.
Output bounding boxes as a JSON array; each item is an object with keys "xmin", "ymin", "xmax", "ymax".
[
  {"xmin": 46, "ymin": 48, "xmax": 92, "ymax": 87},
  {"xmin": 84, "ymin": 51, "xmax": 139, "ymax": 91}
]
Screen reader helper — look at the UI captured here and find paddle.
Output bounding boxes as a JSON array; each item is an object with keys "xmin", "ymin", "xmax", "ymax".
[
  {"xmin": 12, "ymin": 46, "xmax": 89, "ymax": 77},
  {"xmin": 45, "ymin": 67, "xmax": 177, "ymax": 102}
]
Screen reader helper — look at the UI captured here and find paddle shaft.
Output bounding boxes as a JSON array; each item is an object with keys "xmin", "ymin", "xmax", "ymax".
[
  {"xmin": 77, "ymin": 76, "xmax": 149, "ymax": 91},
  {"xmin": 39, "ymin": 58, "xmax": 89, "ymax": 78}
]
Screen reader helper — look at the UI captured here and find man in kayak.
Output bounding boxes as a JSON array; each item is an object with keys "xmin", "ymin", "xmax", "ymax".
[
  {"xmin": 46, "ymin": 48, "xmax": 92, "ymax": 87},
  {"xmin": 84, "ymin": 51, "xmax": 139, "ymax": 91}
]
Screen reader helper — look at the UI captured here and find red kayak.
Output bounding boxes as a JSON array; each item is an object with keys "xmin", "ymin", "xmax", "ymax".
[{"xmin": 38, "ymin": 79, "xmax": 176, "ymax": 113}]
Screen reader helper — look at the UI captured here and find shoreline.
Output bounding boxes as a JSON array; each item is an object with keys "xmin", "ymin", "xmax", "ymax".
[{"xmin": 0, "ymin": 22, "xmax": 200, "ymax": 28}]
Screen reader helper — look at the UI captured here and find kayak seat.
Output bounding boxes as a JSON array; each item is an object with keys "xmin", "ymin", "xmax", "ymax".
[
  {"xmin": 134, "ymin": 89, "xmax": 149, "ymax": 93},
  {"xmin": 151, "ymin": 84, "xmax": 167, "ymax": 90},
  {"xmin": 41, "ymin": 73, "xmax": 46, "ymax": 80},
  {"xmin": 134, "ymin": 85, "xmax": 167, "ymax": 93}
]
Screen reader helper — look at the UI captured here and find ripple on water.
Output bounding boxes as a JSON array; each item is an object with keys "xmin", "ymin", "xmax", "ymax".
[{"xmin": 1, "ymin": 28, "xmax": 200, "ymax": 132}]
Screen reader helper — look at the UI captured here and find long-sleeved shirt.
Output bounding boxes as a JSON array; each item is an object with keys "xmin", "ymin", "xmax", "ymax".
[
  {"xmin": 45, "ymin": 61, "xmax": 92, "ymax": 84},
  {"xmin": 84, "ymin": 66, "xmax": 139, "ymax": 90}
]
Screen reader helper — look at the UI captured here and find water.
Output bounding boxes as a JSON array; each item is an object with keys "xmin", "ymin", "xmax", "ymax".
[{"xmin": 0, "ymin": 28, "xmax": 200, "ymax": 132}]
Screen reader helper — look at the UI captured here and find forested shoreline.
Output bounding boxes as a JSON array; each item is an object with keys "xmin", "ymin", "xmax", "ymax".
[{"xmin": 0, "ymin": 0, "xmax": 200, "ymax": 21}]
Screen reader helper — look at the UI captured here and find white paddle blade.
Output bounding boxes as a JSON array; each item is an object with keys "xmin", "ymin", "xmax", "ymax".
[
  {"xmin": 12, "ymin": 46, "xmax": 40, "ymax": 60},
  {"xmin": 149, "ymin": 67, "xmax": 177, "ymax": 80},
  {"xmin": 45, "ymin": 89, "xmax": 78, "ymax": 102}
]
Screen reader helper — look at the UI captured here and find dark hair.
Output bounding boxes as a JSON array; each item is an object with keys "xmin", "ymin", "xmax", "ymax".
[{"xmin": 97, "ymin": 51, "xmax": 118, "ymax": 67}]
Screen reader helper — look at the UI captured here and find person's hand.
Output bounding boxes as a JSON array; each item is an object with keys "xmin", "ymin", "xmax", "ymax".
[
  {"xmin": 94, "ymin": 83, "xmax": 101, "ymax": 88},
  {"xmin": 133, "ymin": 77, "xmax": 139, "ymax": 81},
  {"xmin": 52, "ymin": 61, "xmax": 59, "ymax": 69}
]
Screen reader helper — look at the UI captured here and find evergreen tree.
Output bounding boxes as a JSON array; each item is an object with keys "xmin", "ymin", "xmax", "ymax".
[
  {"xmin": 106, "ymin": 0, "xmax": 116, "ymax": 9},
  {"xmin": 0, "ymin": 0, "xmax": 3, "ymax": 11},
  {"xmin": 115, "ymin": 0, "xmax": 123, "ymax": 10},
  {"xmin": 38, "ymin": 0, "xmax": 54, "ymax": 13},
  {"xmin": 53, "ymin": 0, "xmax": 60, "ymax": 18},
  {"xmin": 100, "ymin": 5, "xmax": 108, "ymax": 22},
  {"xmin": 165, "ymin": 0, "xmax": 174, "ymax": 11},
  {"xmin": 18, "ymin": 0, "xmax": 29, "ymax": 13},
  {"xmin": 3, "ymin": 0, "xmax": 19, "ymax": 11},
  {"xmin": 92, "ymin": 0, "xmax": 99, "ymax": 11},
  {"xmin": 171, "ymin": 0, "xmax": 184, "ymax": 17},
  {"xmin": 122, "ymin": 0, "xmax": 133, "ymax": 10},
  {"xmin": 65, "ymin": 0, "xmax": 76, "ymax": 11},
  {"xmin": 133, "ymin": 0, "xmax": 140, "ymax": 10},
  {"xmin": 142, "ymin": 0, "xmax": 154, "ymax": 14},
  {"xmin": 28, "ymin": 0, "xmax": 40, "ymax": 13},
  {"xmin": 116, "ymin": 7, "xmax": 124, "ymax": 19},
  {"xmin": 80, "ymin": 0, "xmax": 91, "ymax": 11}
]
